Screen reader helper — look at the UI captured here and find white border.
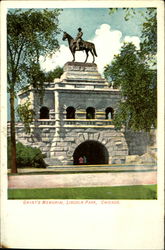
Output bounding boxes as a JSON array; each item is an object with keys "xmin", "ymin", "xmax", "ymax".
[{"xmin": 1, "ymin": 1, "xmax": 164, "ymax": 249}]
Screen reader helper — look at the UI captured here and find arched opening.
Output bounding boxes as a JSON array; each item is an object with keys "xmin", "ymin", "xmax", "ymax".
[
  {"xmin": 66, "ymin": 106, "xmax": 75, "ymax": 119},
  {"xmin": 86, "ymin": 107, "xmax": 95, "ymax": 119},
  {"xmin": 73, "ymin": 140, "xmax": 109, "ymax": 165},
  {"xmin": 105, "ymin": 107, "xmax": 114, "ymax": 119},
  {"xmin": 40, "ymin": 106, "xmax": 49, "ymax": 119}
]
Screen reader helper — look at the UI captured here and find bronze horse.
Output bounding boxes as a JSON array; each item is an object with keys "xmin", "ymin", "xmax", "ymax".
[{"xmin": 62, "ymin": 32, "xmax": 97, "ymax": 63}]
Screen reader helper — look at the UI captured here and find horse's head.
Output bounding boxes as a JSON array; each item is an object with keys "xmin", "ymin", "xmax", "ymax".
[{"xmin": 62, "ymin": 32, "xmax": 67, "ymax": 41}]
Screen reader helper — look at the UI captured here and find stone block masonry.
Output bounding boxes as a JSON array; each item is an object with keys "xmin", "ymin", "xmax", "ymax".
[{"xmin": 13, "ymin": 62, "xmax": 155, "ymax": 166}]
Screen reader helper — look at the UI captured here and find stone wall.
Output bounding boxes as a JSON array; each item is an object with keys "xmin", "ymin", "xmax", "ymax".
[
  {"xmin": 33, "ymin": 91, "xmax": 55, "ymax": 119},
  {"xmin": 13, "ymin": 123, "xmax": 128, "ymax": 165},
  {"xmin": 13, "ymin": 124, "xmax": 55, "ymax": 158},
  {"xmin": 59, "ymin": 90, "xmax": 120, "ymax": 120},
  {"xmin": 124, "ymin": 130, "xmax": 151, "ymax": 155},
  {"xmin": 11, "ymin": 122, "xmax": 156, "ymax": 166},
  {"xmin": 50, "ymin": 127, "xmax": 128, "ymax": 165}
]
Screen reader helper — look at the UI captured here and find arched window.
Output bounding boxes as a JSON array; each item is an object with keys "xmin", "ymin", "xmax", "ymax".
[
  {"xmin": 105, "ymin": 107, "xmax": 114, "ymax": 119},
  {"xmin": 66, "ymin": 106, "xmax": 75, "ymax": 119},
  {"xmin": 40, "ymin": 106, "xmax": 49, "ymax": 119},
  {"xmin": 86, "ymin": 107, "xmax": 95, "ymax": 119}
]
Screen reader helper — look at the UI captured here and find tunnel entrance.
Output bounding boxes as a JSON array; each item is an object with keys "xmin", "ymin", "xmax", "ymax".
[{"xmin": 73, "ymin": 140, "xmax": 109, "ymax": 165}]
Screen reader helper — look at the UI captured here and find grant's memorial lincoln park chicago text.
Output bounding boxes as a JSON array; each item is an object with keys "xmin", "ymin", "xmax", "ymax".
[{"xmin": 10, "ymin": 29, "xmax": 156, "ymax": 167}]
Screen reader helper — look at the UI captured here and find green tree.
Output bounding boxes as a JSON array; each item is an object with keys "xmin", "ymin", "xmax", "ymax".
[
  {"xmin": 109, "ymin": 8, "xmax": 156, "ymax": 65},
  {"xmin": 17, "ymin": 100, "xmax": 35, "ymax": 134},
  {"xmin": 140, "ymin": 8, "xmax": 157, "ymax": 65},
  {"xmin": 7, "ymin": 8, "xmax": 61, "ymax": 173},
  {"xmin": 104, "ymin": 8, "xmax": 157, "ymax": 131},
  {"xmin": 104, "ymin": 43, "xmax": 156, "ymax": 131},
  {"xmin": 44, "ymin": 66, "xmax": 64, "ymax": 82}
]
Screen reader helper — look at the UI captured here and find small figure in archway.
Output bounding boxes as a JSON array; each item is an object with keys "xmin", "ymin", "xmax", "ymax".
[
  {"xmin": 78, "ymin": 156, "xmax": 84, "ymax": 165},
  {"xmin": 83, "ymin": 156, "xmax": 87, "ymax": 164},
  {"xmin": 108, "ymin": 112, "xmax": 112, "ymax": 119}
]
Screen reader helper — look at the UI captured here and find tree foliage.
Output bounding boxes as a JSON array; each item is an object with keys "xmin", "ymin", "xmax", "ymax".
[
  {"xmin": 140, "ymin": 8, "xmax": 157, "ymax": 59},
  {"xmin": 109, "ymin": 8, "xmax": 157, "ymax": 65},
  {"xmin": 44, "ymin": 66, "xmax": 64, "ymax": 82},
  {"xmin": 109, "ymin": 8, "xmax": 136, "ymax": 21},
  {"xmin": 8, "ymin": 138, "xmax": 46, "ymax": 169},
  {"xmin": 7, "ymin": 8, "xmax": 61, "ymax": 92},
  {"xmin": 17, "ymin": 101, "xmax": 35, "ymax": 134},
  {"xmin": 7, "ymin": 8, "xmax": 61, "ymax": 173},
  {"xmin": 105, "ymin": 8, "xmax": 157, "ymax": 131},
  {"xmin": 104, "ymin": 43, "xmax": 156, "ymax": 131}
]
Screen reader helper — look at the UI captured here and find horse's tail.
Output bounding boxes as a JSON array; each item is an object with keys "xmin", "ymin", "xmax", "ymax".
[{"xmin": 93, "ymin": 46, "xmax": 97, "ymax": 57}]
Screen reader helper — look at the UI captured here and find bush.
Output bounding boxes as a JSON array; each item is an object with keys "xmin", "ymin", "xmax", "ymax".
[{"xmin": 8, "ymin": 138, "xmax": 46, "ymax": 168}]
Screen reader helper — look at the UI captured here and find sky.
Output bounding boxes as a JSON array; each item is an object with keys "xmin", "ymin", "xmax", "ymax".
[{"xmin": 40, "ymin": 8, "xmax": 146, "ymax": 74}]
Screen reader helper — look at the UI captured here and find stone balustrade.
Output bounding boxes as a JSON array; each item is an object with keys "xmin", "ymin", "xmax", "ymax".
[
  {"xmin": 8, "ymin": 119, "xmax": 113, "ymax": 130},
  {"xmin": 32, "ymin": 120, "xmax": 55, "ymax": 126},
  {"xmin": 62, "ymin": 119, "xmax": 113, "ymax": 127}
]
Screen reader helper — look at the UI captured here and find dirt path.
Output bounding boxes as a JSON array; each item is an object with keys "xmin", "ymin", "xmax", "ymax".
[{"xmin": 8, "ymin": 171, "xmax": 157, "ymax": 189}]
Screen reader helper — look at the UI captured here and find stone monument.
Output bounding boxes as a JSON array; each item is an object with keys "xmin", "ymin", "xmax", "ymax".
[
  {"xmin": 15, "ymin": 61, "xmax": 132, "ymax": 165},
  {"xmin": 12, "ymin": 60, "xmax": 153, "ymax": 166}
]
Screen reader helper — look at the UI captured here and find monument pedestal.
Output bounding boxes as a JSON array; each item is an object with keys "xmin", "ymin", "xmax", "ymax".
[
  {"xmin": 16, "ymin": 62, "xmax": 152, "ymax": 167},
  {"xmin": 49, "ymin": 62, "xmax": 128, "ymax": 165}
]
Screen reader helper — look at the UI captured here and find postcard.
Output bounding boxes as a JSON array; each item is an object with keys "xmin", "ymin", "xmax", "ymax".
[{"xmin": 0, "ymin": 0, "xmax": 164, "ymax": 249}]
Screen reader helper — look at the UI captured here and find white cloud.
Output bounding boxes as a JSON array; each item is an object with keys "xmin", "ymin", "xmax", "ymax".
[
  {"xmin": 93, "ymin": 24, "xmax": 123, "ymax": 74},
  {"xmin": 40, "ymin": 44, "xmax": 71, "ymax": 71},
  {"xmin": 123, "ymin": 36, "xmax": 140, "ymax": 50},
  {"xmin": 40, "ymin": 24, "xmax": 140, "ymax": 74}
]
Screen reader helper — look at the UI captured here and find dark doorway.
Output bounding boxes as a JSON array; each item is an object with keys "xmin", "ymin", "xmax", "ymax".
[
  {"xmin": 73, "ymin": 140, "xmax": 109, "ymax": 165},
  {"xmin": 66, "ymin": 106, "xmax": 75, "ymax": 119},
  {"xmin": 105, "ymin": 107, "xmax": 114, "ymax": 119},
  {"xmin": 86, "ymin": 107, "xmax": 95, "ymax": 119},
  {"xmin": 40, "ymin": 106, "xmax": 49, "ymax": 119}
]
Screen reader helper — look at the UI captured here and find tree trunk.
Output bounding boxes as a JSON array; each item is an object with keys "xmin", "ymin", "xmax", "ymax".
[{"xmin": 10, "ymin": 89, "xmax": 17, "ymax": 173}]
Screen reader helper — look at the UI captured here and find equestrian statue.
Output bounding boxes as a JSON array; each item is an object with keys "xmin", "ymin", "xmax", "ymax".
[{"xmin": 62, "ymin": 28, "xmax": 97, "ymax": 63}]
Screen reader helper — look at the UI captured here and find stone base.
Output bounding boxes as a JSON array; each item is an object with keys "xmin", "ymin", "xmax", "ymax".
[
  {"xmin": 125, "ymin": 152, "xmax": 157, "ymax": 164},
  {"xmin": 44, "ymin": 158, "xmax": 63, "ymax": 166},
  {"xmin": 64, "ymin": 61, "xmax": 97, "ymax": 67},
  {"xmin": 14, "ymin": 124, "xmax": 129, "ymax": 166},
  {"xmin": 14, "ymin": 61, "xmax": 157, "ymax": 167}
]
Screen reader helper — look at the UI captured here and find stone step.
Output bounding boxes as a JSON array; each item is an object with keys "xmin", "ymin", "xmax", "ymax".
[
  {"xmin": 46, "ymin": 164, "xmax": 157, "ymax": 173},
  {"xmin": 44, "ymin": 158, "xmax": 63, "ymax": 166}
]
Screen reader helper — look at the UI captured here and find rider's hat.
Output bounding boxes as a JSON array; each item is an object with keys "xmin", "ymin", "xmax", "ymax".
[{"xmin": 78, "ymin": 27, "xmax": 82, "ymax": 31}]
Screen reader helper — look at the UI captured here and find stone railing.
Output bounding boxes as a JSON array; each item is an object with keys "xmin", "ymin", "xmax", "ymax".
[
  {"xmin": 8, "ymin": 119, "xmax": 113, "ymax": 129},
  {"xmin": 32, "ymin": 120, "xmax": 56, "ymax": 126},
  {"xmin": 63, "ymin": 119, "xmax": 113, "ymax": 126},
  {"xmin": 34, "ymin": 119, "xmax": 113, "ymax": 127}
]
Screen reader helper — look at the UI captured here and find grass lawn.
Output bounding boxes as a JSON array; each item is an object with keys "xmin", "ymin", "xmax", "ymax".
[{"xmin": 8, "ymin": 184, "xmax": 157, "ymax": 200}]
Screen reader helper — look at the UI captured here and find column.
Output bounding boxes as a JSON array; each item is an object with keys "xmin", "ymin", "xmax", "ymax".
[
  {"xmin": 29, "ymin": 90, "xmax": 36, "ymax": 124},
  {"xmin": 55, "ymin": 90, "xmax": 60, "ymax": 136}
]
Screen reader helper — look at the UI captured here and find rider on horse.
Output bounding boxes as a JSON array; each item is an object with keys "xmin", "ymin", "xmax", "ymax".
[
  {"xmin": 75, "ymin": 28, "xmax": 83, "ymax": 50},
  {"xmin": 62, "ymin": 29, "xmax": 97, "ymax": 63}
]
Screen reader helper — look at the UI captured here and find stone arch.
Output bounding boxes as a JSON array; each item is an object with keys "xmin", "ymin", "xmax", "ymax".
[
  {"xmin": 105, "ymin": 107, "xmax": 114, "ymax": 119},
  {"xmin": 73, "ymin": 132, "xmax": 109, "ymax": 151},
  {"xmin": 40, "ymin": 106, "xmax": 49, "ymax": 119},
  {"xmin": 66, "ymin": 106, "xmax": 75, "ymax": 119},
  {"xmin": 86, "ymin": 107, "xmax": 95, "ymax": 119},
  {"xmin": 66, "ymin": 130, "xmax": 128, "ymax": 165},
  {"xmin": 73, "ymin": 140, "xmax": 109, "ymax": 165}
]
